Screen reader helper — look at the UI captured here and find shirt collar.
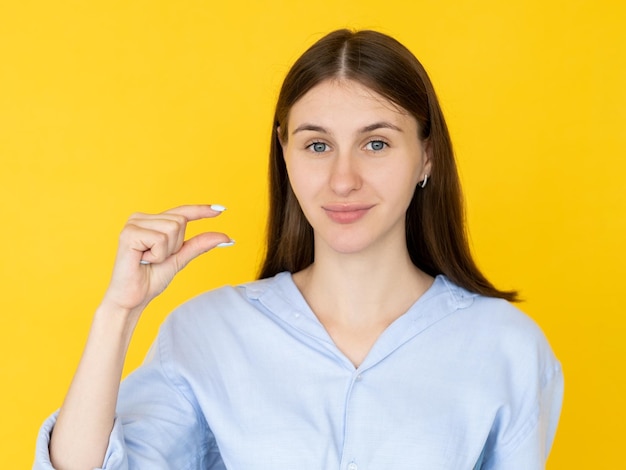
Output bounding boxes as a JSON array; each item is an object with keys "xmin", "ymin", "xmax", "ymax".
[{"xmin": 241, "ymin": 272, "xmax": 477, "ymax": 370}]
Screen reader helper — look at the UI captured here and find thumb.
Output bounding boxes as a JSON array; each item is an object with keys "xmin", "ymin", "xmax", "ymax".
[{"xmin": 172, "ymin": 232, "xmax": 233, "ymax": 271}]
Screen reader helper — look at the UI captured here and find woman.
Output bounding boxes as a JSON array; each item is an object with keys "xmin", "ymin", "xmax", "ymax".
[{"xmin": 36, "ymin": 29, "xmax": 563, "ymax": 469}]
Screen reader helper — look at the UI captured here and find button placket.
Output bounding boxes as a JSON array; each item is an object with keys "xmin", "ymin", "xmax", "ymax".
[{"xmin": 340, "ymin": 371, "xmax": 365, "ymax": 470}]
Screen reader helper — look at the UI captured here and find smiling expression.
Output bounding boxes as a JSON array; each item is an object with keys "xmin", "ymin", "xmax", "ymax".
[{"xmin": 281, "ymin": 79, "xmax": 431, "ymax": 257}]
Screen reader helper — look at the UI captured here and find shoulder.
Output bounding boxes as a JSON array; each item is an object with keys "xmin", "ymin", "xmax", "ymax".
[
  {"xmin": 438, "ymin": 276, "xmax": 561, "ymax": 380},
  {"xmin": 148, "ymin": 273, "xmax": 295, "ymax": 369},
  {"xmin": 436, "ymin": 280, "xmax": 564, "ymax": 463},
  {"xmin": 441, "ymin": 276, "xmax": 548, "ymax": 339},
  {"xmin": 434, "ymin": 278, "xmax": 563, "ymax": 441},
  {"xmin": 159, "ymin": 272, "xmax": 293, "ymax": 337}
]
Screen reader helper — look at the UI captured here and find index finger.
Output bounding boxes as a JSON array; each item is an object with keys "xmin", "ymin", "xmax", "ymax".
[{"xmin": 163, "ymin": 204, "xmax": 227, "ymax": 221}]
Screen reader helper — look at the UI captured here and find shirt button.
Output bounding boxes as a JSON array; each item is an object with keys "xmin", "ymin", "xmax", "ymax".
[
  {"xmin": 347, "ymin": 463, "xmax": 358, "ymax": 470},
  {"xmin": 355, "ymin": 374, "xmax": 363, "ymax": 382}
]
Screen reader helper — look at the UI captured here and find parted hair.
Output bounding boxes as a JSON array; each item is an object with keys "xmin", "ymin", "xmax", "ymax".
[{"xmin": 258, "ymin": 29, "xmax": 517, "ymax": 301}]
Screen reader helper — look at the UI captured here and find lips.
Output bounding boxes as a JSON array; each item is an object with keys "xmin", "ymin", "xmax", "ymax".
[{"xmin": 322, "ymin": 203, "xmax": 375, "ymax": 224}]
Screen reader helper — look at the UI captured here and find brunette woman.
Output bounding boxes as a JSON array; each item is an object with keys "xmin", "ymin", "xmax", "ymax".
[{"xmin": 36, "ymin": 29, "xmax": 562, "ymax": 470}]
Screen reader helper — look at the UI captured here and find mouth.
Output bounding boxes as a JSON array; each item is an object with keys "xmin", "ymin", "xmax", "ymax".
[{"xmin": 322, "ymin": 204, "xmax": 375, "ymax": 224}]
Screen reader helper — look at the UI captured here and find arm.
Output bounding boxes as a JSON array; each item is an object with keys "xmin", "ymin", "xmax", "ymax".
[
  {"xmin": 48, "ymin": 205, "xmax": 231, "ymax": 470},
  {"xmin": 483, "ymin": 362, "xmax": 564, "ymax": 470}
]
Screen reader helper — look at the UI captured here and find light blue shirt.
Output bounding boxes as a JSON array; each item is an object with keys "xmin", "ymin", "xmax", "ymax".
[{"xmin": 35, "ymin": 273, "xmax": 563, "ymax": 469}]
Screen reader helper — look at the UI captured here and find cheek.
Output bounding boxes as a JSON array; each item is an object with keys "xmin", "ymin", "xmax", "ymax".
[
  {"xmin": 376, "ymin": 163, "xmax": 421, "ymax": 200},
  {"xmin": 285, "ymin": 161, "xmax": 316, "ymax": 206}
]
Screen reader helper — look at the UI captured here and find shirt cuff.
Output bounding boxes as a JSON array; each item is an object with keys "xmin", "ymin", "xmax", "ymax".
[{"xmin": 33, "ymin": 411, "xmax": 128, "ymax": 470}]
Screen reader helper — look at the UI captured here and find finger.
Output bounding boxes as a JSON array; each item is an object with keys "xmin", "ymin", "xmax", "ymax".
[
  {"xmin": 118, "ymin": 224, "xmax": 175, "ymax": 265},
  {"xmin": 163, "ymin": 204, "xmax": 227, "ymax": 222},
  {"xmin": 124, "ymin": 217, "xmax": 187, "ymax": 258},
  {"xmin": 172, "ymin": 232, "xmax": 233, "ymax": 271}
]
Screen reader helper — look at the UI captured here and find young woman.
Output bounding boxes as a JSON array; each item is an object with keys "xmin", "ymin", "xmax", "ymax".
[{"xmin": 35, "ymin": 29, "xmax": 563, "ymax": 470}]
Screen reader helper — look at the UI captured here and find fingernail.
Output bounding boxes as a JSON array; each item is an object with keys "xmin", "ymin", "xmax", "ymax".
[
  {"xmin": 140, "ymin": 260, "xmax": 151, "ymax": 265},
  {"xmin": 210, "ymin": 204, "xmax": 226, "ymax": 212},
  {"xmin": 217, "ymin": 239, "xmax": 235, "ymax": 247}
]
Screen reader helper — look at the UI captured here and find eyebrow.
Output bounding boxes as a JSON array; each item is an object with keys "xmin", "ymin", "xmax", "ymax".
[{"xmin": 291, "ymin": 121, "xmax": 403, "ymax": 136}]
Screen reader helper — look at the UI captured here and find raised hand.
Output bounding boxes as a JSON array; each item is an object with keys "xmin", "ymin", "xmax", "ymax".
[
  {"xmin": 50, "ymin": 204, "xmax": 232, "ymax": 470},
  {"xmin": 101, "ymin": 204, "xmax": 232, "ymax": 315}
]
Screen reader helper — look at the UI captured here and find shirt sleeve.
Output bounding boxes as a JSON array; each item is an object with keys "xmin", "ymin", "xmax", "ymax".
[
  {"xmin": 33, "ymin": 412, "xmax": 129, "ymax": 470},
  {"xmin": 483, "ymin": 360, "xmax": 564, "ymax": 470},
  {"xmin": 32, "ymin": 329, "xmax": 226, "ymax": 470}
]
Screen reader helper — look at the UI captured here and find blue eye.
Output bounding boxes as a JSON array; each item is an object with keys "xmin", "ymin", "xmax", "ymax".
[
  {"xmin": 309, "ymin": 142, "xmax": 328, "ymax": 153},
  {"xmin": 366, "ymin": 140, "xmax": 387, "ymax": 151}
]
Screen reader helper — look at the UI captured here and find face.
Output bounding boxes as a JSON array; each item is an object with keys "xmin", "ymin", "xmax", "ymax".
[{"xmin": 281, "ymin": 79, "xmax": 431, "ymax": 257}]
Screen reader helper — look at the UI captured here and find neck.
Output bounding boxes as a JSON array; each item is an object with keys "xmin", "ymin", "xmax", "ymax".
[
  {"xmin": 293, "ymin": 242, "xmax": 433, "ymax": 327},
  {"xmin": 292, "ymin": 242, "xmax": 433, "ymax": 368}
]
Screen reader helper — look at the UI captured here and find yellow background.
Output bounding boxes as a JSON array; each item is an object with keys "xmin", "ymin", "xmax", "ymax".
[{"xmin": 1, "ymin": 0, "xmax": 624, "ymax": 467}]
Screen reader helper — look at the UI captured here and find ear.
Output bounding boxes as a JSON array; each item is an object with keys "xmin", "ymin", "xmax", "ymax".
[
  {"xmin": 276, "ymin": 126, "xmax": 286, "ymax": 148},
  {"xmin": 422, "ymin": 138, "xmax": 433, "ymax": 177}
]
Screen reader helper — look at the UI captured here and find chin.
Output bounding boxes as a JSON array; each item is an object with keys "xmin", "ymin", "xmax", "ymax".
[{"xmin": 318, "ymin": 232, "xmax": 377, "ymax": 256}]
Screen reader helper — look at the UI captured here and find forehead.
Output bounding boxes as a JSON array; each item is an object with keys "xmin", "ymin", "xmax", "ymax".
[{"xmin": 288, "ymin": 79, "xmax": 413, "ymax": 130}]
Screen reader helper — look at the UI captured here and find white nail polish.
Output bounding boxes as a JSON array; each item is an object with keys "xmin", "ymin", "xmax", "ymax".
[
  {"xmin": 217, "ymin": 240, "xmax": 235, "ymax": 247},
  {"xmin": 210, "ymin": 204, "xmax": 226, "ymax": 212},
  {"xmin": 140, "ymin": 260, "xmax": 151, "ymax": 265}
]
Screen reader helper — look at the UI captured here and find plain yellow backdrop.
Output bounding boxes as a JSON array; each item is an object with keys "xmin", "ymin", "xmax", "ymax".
[{"xmin": 1, "ymin": 0, "xmax": 624, "ymax": 467}]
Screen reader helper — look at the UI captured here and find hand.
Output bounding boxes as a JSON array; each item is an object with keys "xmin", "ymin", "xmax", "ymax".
[{"xmin": 101, "ymin": 204, "xmax": 232, "ymax": 315}]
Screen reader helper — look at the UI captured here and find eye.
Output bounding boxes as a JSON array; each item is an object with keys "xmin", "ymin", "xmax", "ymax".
[
  {"xmin": 307, "ymin": 141, "xmax": 329, "ymax": 153},
  {"xmin": 365, "ymin": 140, "xmax": 388, "ymax": 152}
]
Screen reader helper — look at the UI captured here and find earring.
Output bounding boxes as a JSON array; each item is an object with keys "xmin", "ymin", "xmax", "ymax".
[{"xmin": 420, "ymin": 174, "xmax": 429, "ymax": 188}]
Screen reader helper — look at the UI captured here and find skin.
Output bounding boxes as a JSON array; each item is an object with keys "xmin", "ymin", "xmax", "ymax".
[
  {"xmin": 282, "ymin": 79, "xmax": 434, "ymax": 366},
  {"xmin": 282, "ymin": 79, "xmax": 430, "ymax": 257},
  {"xmin": 49, "ymin": 205, "xmax": 231, "ymax": 470},
  {"xmin": 49, "ymin": 79, "xmax": 434, "ymax": 469}
]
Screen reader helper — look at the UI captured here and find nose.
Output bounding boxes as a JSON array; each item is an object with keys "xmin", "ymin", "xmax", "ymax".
[{"xmin": 328, "ymin": 151, "xmax": 362, "ymax": 197}]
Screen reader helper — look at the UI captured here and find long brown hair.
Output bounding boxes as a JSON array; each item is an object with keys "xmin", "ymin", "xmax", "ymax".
[{"xmin": 259, "ymin": 29, "xmax": 517, "ymax": 301}]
